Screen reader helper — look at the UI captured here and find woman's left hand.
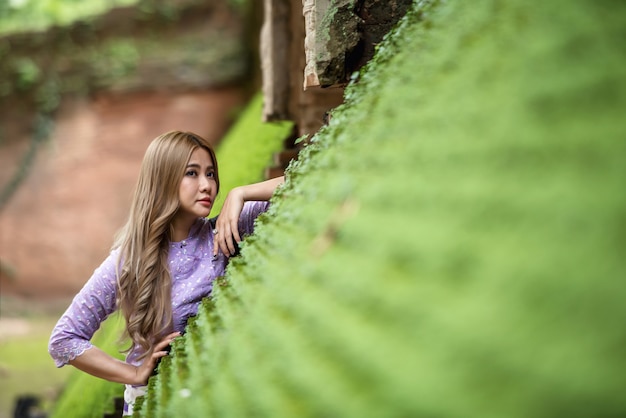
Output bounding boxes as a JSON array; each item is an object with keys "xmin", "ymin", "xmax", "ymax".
[
  {"xmin": 213, "ymin": 187, "xmax": 244, "ymax": 257},
  {"xmin": 212, "ymin": 176, "xmax": 284, "ymax": 258}
]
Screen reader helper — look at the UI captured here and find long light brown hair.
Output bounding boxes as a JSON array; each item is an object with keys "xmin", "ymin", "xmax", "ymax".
[{"xmin": 114, "ymin": 131, "xmax": 219, "ymax": 357}]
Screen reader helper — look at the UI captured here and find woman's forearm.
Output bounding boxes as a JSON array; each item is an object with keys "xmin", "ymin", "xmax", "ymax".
[
  {"xmin": 237, "ymin": 175, "xmax": 284, "ymax": 201},
  {"xmin": 69, "ymin": 346, "xmax": 141, "ymax": 385},
  {"xmin": 68, "ymin": 332, "xmax": 177, "ymax": 385}
]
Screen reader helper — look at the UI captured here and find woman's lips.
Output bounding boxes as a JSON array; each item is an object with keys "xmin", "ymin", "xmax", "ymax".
[{"xmin": 198, "ymin": 198, "xmax": 212, "ymax": 207}]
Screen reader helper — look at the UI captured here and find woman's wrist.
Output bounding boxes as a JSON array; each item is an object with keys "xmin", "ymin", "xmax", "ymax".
[
  {"xmin": 128, "ymin": 364, "xmax": 143, "ymax": 386},
  {"xmin": 236, "ymin": 176, "xmax": 284, "ymax": 202},
  {"xmin": 69, "ymin": 347, "xmax": 147, "ymax": 385},
  {"xmin": 232, "ymin": 186, "xmax": 246, "ymax": 202}
]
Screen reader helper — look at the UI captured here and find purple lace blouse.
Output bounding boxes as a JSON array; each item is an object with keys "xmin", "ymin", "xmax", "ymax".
[{"xmin": 49, "ymin": 201, "xmax": 269, "ymax": 368}]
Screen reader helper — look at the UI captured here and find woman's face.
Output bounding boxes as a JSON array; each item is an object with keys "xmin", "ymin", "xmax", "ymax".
[{"xmin": 175, "ymin": 147, "xmax": 218, "ymax": 224}]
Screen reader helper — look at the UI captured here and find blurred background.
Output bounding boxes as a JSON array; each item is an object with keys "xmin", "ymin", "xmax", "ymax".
[{"xmin": 0, "ymin": 0, "xmax": 257, "ymax": 416}]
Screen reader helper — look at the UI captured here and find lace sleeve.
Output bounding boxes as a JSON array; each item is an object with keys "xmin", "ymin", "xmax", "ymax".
[{"xmin": 48, "ymin": 249, "xmax": 120, "ymax": 367}]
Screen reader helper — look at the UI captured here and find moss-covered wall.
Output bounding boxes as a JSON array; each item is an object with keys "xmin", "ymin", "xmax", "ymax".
[{"xmin": 135, "ymin": 0, "xmax": 626, "ymax": 416}]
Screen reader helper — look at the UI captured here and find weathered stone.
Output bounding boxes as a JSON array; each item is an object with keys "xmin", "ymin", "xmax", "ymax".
[
  {"xmin": 353, "ymin": 0, "xmax": 413, "ymax": 70},
  {"xmin": 302, "ymin": 0, "xmax": 412, "ymax": 88},
  {"xmin": 302, "ymin": 0, "xmax": 320, "ymax": 88},
  {"xmin": 261, "ymin": 0, "xmax": 292, "ymax": 121},
  {"xmin": 260, "ymin": 0, "xmax": 345, "ymax": 134},
  {"xmin": 303, "ymin": 0, "xmax": 361, "ymax": 88},
  {"xmin": 317, "ymin": 0, "xmax": 362, "ymax": 86}
]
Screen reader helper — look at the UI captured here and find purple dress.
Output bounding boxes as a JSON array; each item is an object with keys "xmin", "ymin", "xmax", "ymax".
[{"xmin": 49, "ymin": 201, "xmax": 269, "ymax": 369}]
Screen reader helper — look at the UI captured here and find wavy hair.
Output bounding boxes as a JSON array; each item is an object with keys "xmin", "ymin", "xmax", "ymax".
[{"xmin": 114, "ymin": 131, "xmax": 219, "ymax": 358}]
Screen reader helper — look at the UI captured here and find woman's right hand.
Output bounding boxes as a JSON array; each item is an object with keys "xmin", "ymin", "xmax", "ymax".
[{"xmin": 133, "ymin": 331, "xmax": 181, "ymax": 385}]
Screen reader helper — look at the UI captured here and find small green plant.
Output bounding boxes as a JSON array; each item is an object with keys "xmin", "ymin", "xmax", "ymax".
[
  {"xmin": 13, "ymin": 58, "xmax": 41, "ymax": 90},
  {"xmin": 91, "ymin": 40, "xmax": 140, "ymax": 86}
]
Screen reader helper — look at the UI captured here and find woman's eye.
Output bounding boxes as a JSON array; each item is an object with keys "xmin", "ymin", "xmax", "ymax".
[
  {"xmin": 186, "ymin": 170, "xmax": 197, "ymax": 177},
  {"xmin": 207, "ymin": 171, "xmax": 215, "ymax": 178}
]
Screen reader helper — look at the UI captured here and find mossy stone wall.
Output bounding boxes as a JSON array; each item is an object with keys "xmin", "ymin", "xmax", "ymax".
[{"xmin": 135, "ymin": 0, "xmax": 626, "ymax": 417}]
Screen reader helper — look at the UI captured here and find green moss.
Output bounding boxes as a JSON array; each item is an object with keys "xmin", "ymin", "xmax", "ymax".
[{"xmin": 139, "ymin": 0, "xmax": 626, "ymax": 416}]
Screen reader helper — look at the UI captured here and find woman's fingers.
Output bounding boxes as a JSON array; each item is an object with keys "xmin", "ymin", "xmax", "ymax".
[
  {"xmin": 229, "ymin": 218, "xmax": 242, "ymax": 246},
  {"xmin": 151, "ymin": 350, "xmax": 169, "ymax": 361},
  {"xmin": 165, "ymin": 331, "xmax": 181, "ymax": 343},
  {"xmin": 159, "ymin": 331, "xmax": 180, "ymax": 343},
  {"xmin": 223, "ymin": 223, "xmax": 237, "ymax": 256},
  {"xmin": 213, "ymin": 223, "xmax": 227, "ymax": 257},
  {"xmin": 134, "ymin": 332, "xmax": 181, "ymax": 384},
  {"xmin": 213, "ymin": 187, "xmax": 246, "ymax": 258},
  {"xmin": 148, "ymin": 333, "xmax": 180, "ymax": 373},
  {"xmin": 221, "ymin": 231, "xmax": 236, "ymax": 257},
  {"xmin": 154, "ymin": 332, "xmax": 180, "ymax": 352},
  {"xmin": 213, "ymin": 217, "xmax": 242, "ymax": 257}
]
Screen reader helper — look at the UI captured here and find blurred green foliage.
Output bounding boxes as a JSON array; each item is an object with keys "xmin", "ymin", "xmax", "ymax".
[
  {"xmin": 0, "ymin": 318, "xmax": 72, "ymax": 416},
  {"xmin": 131, "ymin": 0, "xmax": 626, "ymax": 417},
  {"xmin": 210, "ymin": 93, "xmax": 294, "ymax": 215},
  {"xmin": 0, "ymin": 0, "xmax": 250, "ymax": 107},
  {"xmin": 0, "ymin": 0, "xmax": 252, "ymax": 35},
  {"xmin": 12, "ymin": 57, "xmax": 41, "ymax": 90},
  {"xmin": 0, "ymin": 0, "xmax": 138, "ymax": 35}
]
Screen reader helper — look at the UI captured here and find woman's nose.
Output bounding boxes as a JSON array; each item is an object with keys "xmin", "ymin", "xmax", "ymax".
[{"xmin": 200, "ymin": 175, "xmax": 213, "ymax": 192}]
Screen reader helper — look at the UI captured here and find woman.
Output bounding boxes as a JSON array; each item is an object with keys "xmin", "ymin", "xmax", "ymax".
[{"xmin": 48, "ymin": 131, "xmax": 284, "ymax": 415}]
